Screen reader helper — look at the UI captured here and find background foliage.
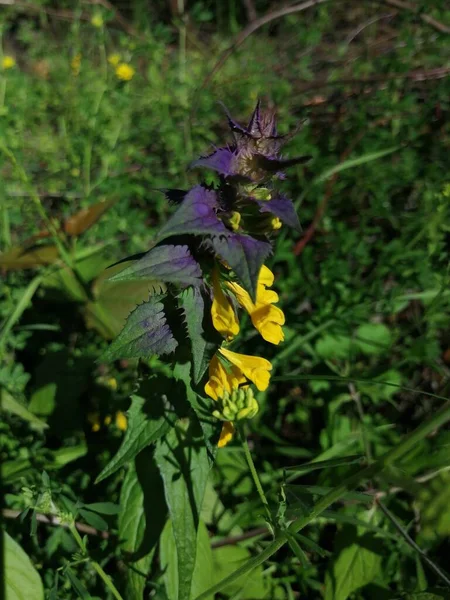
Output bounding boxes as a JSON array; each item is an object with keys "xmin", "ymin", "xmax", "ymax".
[{"xmin": 1, "ymin": 1, "xmax": 450, "ymax": 599}]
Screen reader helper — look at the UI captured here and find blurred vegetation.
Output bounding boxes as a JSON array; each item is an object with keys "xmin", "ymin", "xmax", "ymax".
[{"xmin": 1, "ymin": 1, "xmax": 450, "ymax": 599}]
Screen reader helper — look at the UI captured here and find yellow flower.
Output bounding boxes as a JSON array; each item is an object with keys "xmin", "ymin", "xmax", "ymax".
[
  {"xmin": 104, "ymin": 415, "xmax": 112, "ymax": 426},
  {"xmin": 108, "ymin": 53, "xmax": 121, "ymax": 66},
  {"xmin": 88, "ymin": 412, "xmax": 101, "ymax": 432},
  {"xmin": 270, "ymin": 217, "xmax": 282, "ymax": 230},
  {"xmin": 211, "ymin": 267, "xmax": 240, "ymax": 341},
  {"xmin": 219, "ymin": 347, "xmax": 272, "ymax": 391},
  {"xmin": 2, "ymin": 56, "xmax": 16, "ymax": 70},
  {"xmin": 115, "ymin": 63, "xmax": 135, "ymax": 81},
  {"xmin": 71, "ymin": 53, "xmax": 81, "ymax": 76},
  {"xmin": 115, "ymin": 411, "xmax": 127, "ymax": 431},
  {"xmin": 205, "ymin": 354, "xmax": 246, "ymax": 401},
  {"xmin": 218, "ymin": 421, "xmax": 234, "ymax": 448},
  {"xmin": 91, "ymin": 14, "xmax": 104, "ymax": 28},
  {"xmin": 227, "ymin": 265, "xmax": 285, "ymax": 345}
]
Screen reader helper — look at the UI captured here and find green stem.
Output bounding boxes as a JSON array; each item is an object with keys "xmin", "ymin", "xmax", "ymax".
[
  {"xmin": 68, "ymin": 523, "xmax": 124, "ymax": 600},
  {"xmin": 238, "ymin": 424, "xmax": 272, "ymax": 524},
  {"xmin": 194, "ymin": 401, "xmax": 450, "ymax": 600}
]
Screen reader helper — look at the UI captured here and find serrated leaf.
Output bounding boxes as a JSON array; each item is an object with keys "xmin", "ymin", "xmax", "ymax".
[
  {"xmin": 119, "ymin": 448, "xmax": 167, "ymax": 599},
  {"xmin": 209, "ymin": 233, "xmax": 271, "ymax": 300},
  {"xmin": 155, "ymin": 418, "xmax": 212, "ymax": 600},
  {"xmin": 101, "ymin": 296, "xmax": 178, "ymax": 362},
  {"xmin": 109, "ymin": 244, "xmax": 203, "ymax": 287},
  {"xmin": 157, "ymin": 186, "xmax": 230, "ymax": 241},
  {"xmin": 4, "ymin": 531, "xmax": 44, "ymax": 600},
  {"xmin": 325, "ymin": 530, "xmax": 383, "ymax": 600},
  {"xmin": 85, "ymin": 263, "xmax": 166, "ymax": 340},
  {"xmin": 178, "ymin": 287, "xmax": 221, "ymax": 383},
  {"xmin": 96, "ymin": 379, "xmax": 174, "ymax": 482}
]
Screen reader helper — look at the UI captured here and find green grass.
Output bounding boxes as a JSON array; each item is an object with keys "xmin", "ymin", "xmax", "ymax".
[{"xmin": 1, "ymin": 2, "xmax": 450, "ymax": 599}]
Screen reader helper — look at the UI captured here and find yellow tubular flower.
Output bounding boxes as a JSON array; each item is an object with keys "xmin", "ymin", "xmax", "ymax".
[
  {"xmin": 204, "ymin": 354, "xmax": 246, "ymax": 401},
  {"xmin": 115, "ymin": 411, "xmax": 127, "ymax": 431},
  {"xmin": 211, "ymin": 267, "xmax": 240, "ymax": 341},
  {"xmin": 219, "ymin": 347, "xmax": 272, "ymax": 391},
  {"xmin": 227, "ymin": 265, "xmax": 285, "ymax": 345},
  {"xmin": 218, "ymin": 421, "xmax": 235, "ymax": 448}
]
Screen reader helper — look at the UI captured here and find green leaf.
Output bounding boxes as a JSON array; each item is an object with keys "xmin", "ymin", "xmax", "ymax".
[
  {"xmin": 65, "ymin": 567, "xmax": 93, "ymax": 599},
  {"xmin": 119, "ymin": 448, "xmax": 167, "ymax": 600},
  {"xmin": 396, "ymin": 592, "xmax": 449, "ymax": 600},
  {"xmin": 313, "ymin": 146, "xmax": 401, "ymax": 185},
  {"xmin": 155, "ymin": 418, "xmax": 212, "ymax": 600},
  {"xmin": 325, "ymin": 530, "xmax": 383, "ymax": 600},
  {"xmin": 101, "ymin": 296, "xmax": 178, "ymax": 362},
  {"xmin": 78, "ymin": 509, "xmax": 109, "ymax": 531},
  {"xmin": 96, "ymin": 378, "xmax": 174, "ymax": 483},
  {"xmin": 285, "ymin": 455, "xmax": 363, "ymax": 475},
  {"xmin": 83, "ymin": 502, "xmax": 120, "ymax": 515},
  {"xmin": 416, "ymin": 471, "xmax": 450, "ymax": 543},
  {"xmin": 4, "ymin": 531, "xmax": 44, "ymax": 600},
  {"xmin": 1, "ymin": 388, "xmax": 48, "ymax": 431},
  {"xmin": 178, "ymin": 287, "xmax": 221, "ymax": 384},
  {"xmin": 211, "ymin": 545, "xmax": 269, "ymax": 599},
  {"xmin": 315, "ymin": 334, "xmax": 353, "ymax": 360},
  {"xmin": 355, "ymin": 323, "xmax": 392, "ymax": 356},
  {"xmin": 161, "ymin": 519, "xmax": 214, "ymax": 600}
]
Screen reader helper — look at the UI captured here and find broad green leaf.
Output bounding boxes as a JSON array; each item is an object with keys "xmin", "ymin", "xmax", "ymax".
[
  {"xmin": 155, "ymin": 418, "xmax": 211, "ymax": 600},
  {"xmin": 119, "ymin": 448, "xmax": 167, "ymax": 599},
  {"xmin": 355, "ymin": 323, "xmax": 392, "ymax": 356},
  {"xmin": 357, "ymin": 370, "xmax": 402, "ymax": 405},
  {"xmin": 315, "ymin": 334, "xmax": 353, "ymax": 360},
  {"xmin": 1, "ymin": 389, "xmax": 48, "ymax": 430},
  {"xmin": 96, "ymin": 378, "xmax": 175, "ymax": 482},
  {"xmin": 178, "ymin": 287, "xmax": 221, "ymax": 384},
  {"xmin": 417, "ymin": 471, "xmax": 450, "ymax": 543},
  {"xmin": 4, "ymin": 531, "xmax": 44, "ymax": 600},
  {"xmin": 211, "ymin": 545, "xmax": 269, "ymax": 599},
  {"xmin": 101, "ymin": 296, "xmax": 177, "ymax": 361},
  {"xmin": 325, "ymin": 531, "xmax": 383, "ymax": 600},
  {"xmin": 161, "ymin": 519, "xmax": 214, "ymax": 600},
  {"xmin": 78, "ymin": 508, "xmax": 108, "ymax": 531}
]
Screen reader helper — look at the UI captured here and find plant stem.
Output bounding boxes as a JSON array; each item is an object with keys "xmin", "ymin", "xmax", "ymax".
[
  {"xmin": 194, "ymin": 401, "xmax": 450, "ymax": 600},
  {"xmin": 68, "ymin": 523, "xmax": 124, "ymax": 600},
  {"xmin": 238, "ymin": 424, "xmax": 272, "ymax": 524}
]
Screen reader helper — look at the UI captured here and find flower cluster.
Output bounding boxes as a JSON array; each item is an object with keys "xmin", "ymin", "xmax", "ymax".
[{"xmin": 104, "ymin": 102, "xmax": 307, "ymax": 447}]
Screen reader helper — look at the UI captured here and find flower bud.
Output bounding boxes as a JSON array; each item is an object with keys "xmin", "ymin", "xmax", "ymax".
[{"xmin": 212, "ymin": 387, "xmax": 259, "ymax": 422}]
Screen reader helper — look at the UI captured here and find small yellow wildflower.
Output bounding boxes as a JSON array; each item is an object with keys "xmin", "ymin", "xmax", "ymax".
[
  {"xmin": 115, "ymin": 63, "xmax": 135, "ymax": 81},
  {"xmin": 108, "ymin": 53, "xmax": 121, "ymax": 66},
  {"xmin": 115, "ymin": 411, "xmax": 127, "ymax": 431},
  {"xmin": 219, "ymin": 347, "xmax": 272, "ymax": 392},
  {"xmin": 104, "ymin": 415, "xmax": 112, "ymax": 426},
  {"xmin": 91, "ymin": 14, "xmax": 104, "ymax": 28},
  {"xmin": 2, "ymin": 56, "xmax": 16, "ymax": 70},
  {"xmin": 71, "ymin": 53, "xmax": 81, "ymax": 76},
  {"xmin": 270, "ymin": 217, "xmax": 282, "ymax": 230},
  {"xmin": 211, "ymin": 267, "xmax": 240, "ymax": 341},
  {"xmin": 227, "ymin": 265, "xmax": 285, "ymax": 345},
  {"xmin": 218, "ymin": 421, "xmax": 235, "ymax": 448}
]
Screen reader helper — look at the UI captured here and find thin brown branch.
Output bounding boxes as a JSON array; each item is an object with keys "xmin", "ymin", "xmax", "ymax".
[{"xmin": 382, "ymin": 0, "xmax": 450, "ymax": 34}]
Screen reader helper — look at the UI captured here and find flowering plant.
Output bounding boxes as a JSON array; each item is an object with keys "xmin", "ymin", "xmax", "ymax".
[
  {"xmin": 103, "ymin": 102, "xmax": 308, "ymax": 447},
  {"xmin": 99, "ymin": 103, "xmax": 309, "ymax": 599}
]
